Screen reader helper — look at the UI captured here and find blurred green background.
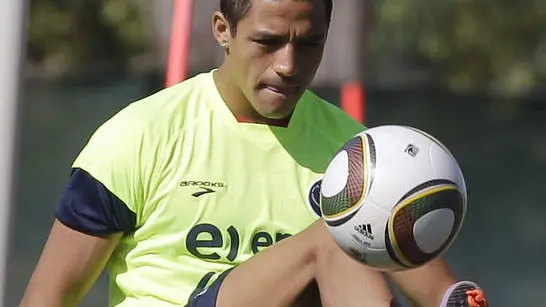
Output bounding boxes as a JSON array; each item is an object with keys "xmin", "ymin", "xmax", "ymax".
[{"xmin": 7, "ymin": 0, "xmax": 546, "ymax": 306}]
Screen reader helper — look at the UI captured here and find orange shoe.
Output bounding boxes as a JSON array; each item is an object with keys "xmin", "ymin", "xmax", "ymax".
[{"xmin": 440, "ymin": 281, "xmax": 489, "ymax": 307}]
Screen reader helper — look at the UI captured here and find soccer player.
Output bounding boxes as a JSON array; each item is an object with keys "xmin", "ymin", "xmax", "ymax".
[{"xmin": 20, "ymin": 0, "xmax": 488, "ymax": 306}]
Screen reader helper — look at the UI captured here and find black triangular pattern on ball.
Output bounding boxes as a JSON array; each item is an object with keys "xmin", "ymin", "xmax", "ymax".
[
  {"xmin": 324, "ymin": 210, "xmax": 360, "ymax": 227},
  {"xmin": 321, "ymin": 136, "xmax": 365, "ymax": 217},
  {"xmin": 385, "ymin": 222, "xmax": 409, "ymax": 268},
  {"xmin": 391, "ymin": 187, "xmax": 465, "ymax": 266},
  {"xmin": 364, "ymin": 133, "xmax": 376, "ymax": 194},
  {"xmin": 396, "ymin": 179, "xmax": 457, "ymax": 204}
]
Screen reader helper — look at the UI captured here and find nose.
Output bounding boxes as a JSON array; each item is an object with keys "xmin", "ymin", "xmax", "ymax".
[{"xmin": 273, "ymin": 44, "xmax": 298, "ymax": 78}]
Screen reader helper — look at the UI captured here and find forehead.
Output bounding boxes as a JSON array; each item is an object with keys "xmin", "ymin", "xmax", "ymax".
[{"xmin": 240, "ymin": 0, "xmax": 328, "ymax": 35}]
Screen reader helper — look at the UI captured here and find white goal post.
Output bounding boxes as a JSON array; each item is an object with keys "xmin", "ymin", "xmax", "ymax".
[{"xmin": 0, "ymin": 0, "xmax": 28, "ymax": 304}]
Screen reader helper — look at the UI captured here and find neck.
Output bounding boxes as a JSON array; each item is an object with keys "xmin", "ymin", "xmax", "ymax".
[{"xmin": 213, "ymin": 66, "xmax": 291, "ymax": 127}]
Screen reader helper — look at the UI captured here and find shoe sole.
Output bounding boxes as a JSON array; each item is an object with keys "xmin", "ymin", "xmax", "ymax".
[{"xmin": 440, "ymin": 281, "xmax": 480, "ymax": 307}]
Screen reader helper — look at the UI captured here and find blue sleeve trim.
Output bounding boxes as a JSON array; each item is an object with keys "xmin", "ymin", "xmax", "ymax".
[{"xmin": 55, "ymin": 168, "xmax": 137, "ymax": 236}]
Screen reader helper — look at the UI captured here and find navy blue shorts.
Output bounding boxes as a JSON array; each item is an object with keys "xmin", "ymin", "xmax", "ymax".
[{"xmin": 186, "ymin": 270, "xmax": 231, "ymax": 307}]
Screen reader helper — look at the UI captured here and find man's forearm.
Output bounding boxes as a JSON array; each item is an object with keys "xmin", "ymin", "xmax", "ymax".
[{"xmin": 20, "ymin": 284, "xmax": 79, "ymax": 307}]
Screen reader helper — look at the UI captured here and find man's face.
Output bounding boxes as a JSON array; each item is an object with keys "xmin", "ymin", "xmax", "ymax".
[{"xmin": 226, "ymin": 0, "xmax": 328, "ymax": 119}]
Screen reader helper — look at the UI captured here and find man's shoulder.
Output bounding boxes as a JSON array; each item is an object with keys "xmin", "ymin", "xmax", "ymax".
[
  {"xmin": 76, "ymin": 72, "xmax": 215, "ymax": 170},
  {"xmin": 300, "ymin": 90, "xmax": 365, "ymax": 138},
  {"xmin": 100, "ymin": 72, "xmax": 213, "ymax": 136},
  {"xmin": 129, "ymin": 72, "xmax": 211, "ymax": 120}
]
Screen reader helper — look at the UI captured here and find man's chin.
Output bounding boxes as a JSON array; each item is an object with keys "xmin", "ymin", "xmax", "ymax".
[
  {"xmin": 258, "ymin": 107, "xmax": 294, "ymax": 120},
  {"xmin": 259, "ymin": 100, "xmax": 299, "ymax": 118},
  {"xmin": 256, "ymin": 89, "xmax": 301, "ymax": 112}
]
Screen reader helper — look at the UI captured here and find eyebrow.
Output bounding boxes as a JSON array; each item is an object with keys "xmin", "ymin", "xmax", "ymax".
[{"xmin": 250, "ymin": 29, "xmax": 326, "ymax": 41}]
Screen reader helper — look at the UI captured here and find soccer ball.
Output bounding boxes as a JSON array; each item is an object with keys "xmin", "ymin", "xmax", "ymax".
[{"xmin": 320, "ymin": 125, "xmax": 467, "ymax": 271}]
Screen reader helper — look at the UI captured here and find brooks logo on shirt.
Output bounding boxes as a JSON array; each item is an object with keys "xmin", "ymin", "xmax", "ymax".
[
  {"xmin": 180, "ymin": 180, "xmax": 226, "ymax": 197},
  {"xmin": 179, "ymin": 180, "xmax": 226, "ymax": 188},
  {"xmin": 192, "ymin": 187, "xmax": 216, "ymax": 197}
]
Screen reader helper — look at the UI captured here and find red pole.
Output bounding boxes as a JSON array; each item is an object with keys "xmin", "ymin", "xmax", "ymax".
[
  {"xmin": 341, "ymin": 82, "xmax": 366, "ymax": 124},
  {"xmin": 166, "ymin": 0, "xmax": 194, "ymax": 87}
]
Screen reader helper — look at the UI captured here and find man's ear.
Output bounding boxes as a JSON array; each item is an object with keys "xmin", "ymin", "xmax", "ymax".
[{"xmin": 212, "ymin": 11, "xmax": 231, "ymax": 50}]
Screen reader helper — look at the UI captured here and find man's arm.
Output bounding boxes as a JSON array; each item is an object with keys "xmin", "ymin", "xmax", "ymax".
[{"xmin": 19, "ymin": 220, "xmax": 122, "ymax": 307}]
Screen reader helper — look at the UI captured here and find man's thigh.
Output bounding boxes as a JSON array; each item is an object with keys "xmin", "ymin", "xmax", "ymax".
[
  {"xmin": 187, "ymin": 270, "xmax": 398, "ymax": 307},
  {"xmin": 187, "ymin": 271, "xmax": 322, "ymax": 307},
  {"xmin": 315, "ymin": 254, "xmax": 398, "ymax": 307},
  {"xmin": 188, "ymin": 221, "xmax": 398, "ymax": 307}
]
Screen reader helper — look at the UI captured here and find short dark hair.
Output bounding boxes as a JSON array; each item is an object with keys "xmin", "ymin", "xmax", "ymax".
[{"xmin": 220, "ymin": 0, "xmax": 333, "ymax": 36}]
